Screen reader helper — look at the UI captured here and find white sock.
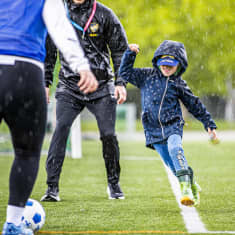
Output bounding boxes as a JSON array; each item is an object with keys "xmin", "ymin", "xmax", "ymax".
[{"xmin": 6, "ymin": 205, "xmax": 25, "ymax": 226}]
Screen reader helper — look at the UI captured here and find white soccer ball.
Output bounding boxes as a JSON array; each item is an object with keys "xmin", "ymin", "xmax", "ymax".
[{"xmin": 21, "ymin": 199, "xmax": 46, "ymax": 232}]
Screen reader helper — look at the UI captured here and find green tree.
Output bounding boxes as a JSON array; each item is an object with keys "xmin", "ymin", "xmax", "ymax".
[{"xmin": 101, "ymin": 0, "xmax": 235, "ymax": 96}]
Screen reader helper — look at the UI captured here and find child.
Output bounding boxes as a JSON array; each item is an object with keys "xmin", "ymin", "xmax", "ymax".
[{"xmin": 119, "ymin": 40, "xmax": 218, "ymax": 206}]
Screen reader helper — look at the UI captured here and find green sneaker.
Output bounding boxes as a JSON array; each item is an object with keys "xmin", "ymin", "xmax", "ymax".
[
  {"xmin": 188, "ymin": 166, "xmax": 201, "ymax": 206},
  {"xmin": 191, "ymin": 181, "xmax": 201, "ymax": 206},
  {"xmin": 180, "ymin": 182, "xmax": 195, "ymax": 206}
]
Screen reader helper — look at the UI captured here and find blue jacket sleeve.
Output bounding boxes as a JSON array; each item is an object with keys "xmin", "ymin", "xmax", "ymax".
[
  {"xmin": 118, "ymin": 48, "xmax": 147, "ymax": 88},
  {"xmin": 178, "ymin": 79, "xmax": 217, "ymax": 131}
]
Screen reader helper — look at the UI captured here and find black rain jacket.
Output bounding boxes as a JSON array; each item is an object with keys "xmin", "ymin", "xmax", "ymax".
[{"xmin": 45, "ymin": 0, "xmax": 128, "ymax": 101}]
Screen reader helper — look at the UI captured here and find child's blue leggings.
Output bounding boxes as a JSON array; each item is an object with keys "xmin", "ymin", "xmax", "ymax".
[{"xmin": 153, "ymin": 134, "xmax": 188, "ymax": 176}]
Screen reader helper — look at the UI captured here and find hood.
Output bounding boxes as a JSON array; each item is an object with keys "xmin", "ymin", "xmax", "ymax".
[
  {"xmin": 67, "ymin": 0, "xmax": 94, "ymax": 11},
  {"xmin": 152, "ymin": 40, "xmax": 188, "ymax": 77}
]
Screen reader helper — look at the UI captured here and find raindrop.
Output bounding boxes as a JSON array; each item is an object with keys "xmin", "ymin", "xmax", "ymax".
[
  {"xmin": 17, "ymin": 166, "xmax": 22, "ymax": 173},
  {"xmin": 18, "ymin": 76, "xmax": 23, "ymax": 83},
  {"xmin": 27, "ymin": 176, "xmax": 33, "ymax": 182}
]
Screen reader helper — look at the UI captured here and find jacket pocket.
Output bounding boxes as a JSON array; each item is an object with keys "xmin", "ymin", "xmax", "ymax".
[{"xmin": 141, "ymin": 111, "xmax": 156, "ymax": 130}]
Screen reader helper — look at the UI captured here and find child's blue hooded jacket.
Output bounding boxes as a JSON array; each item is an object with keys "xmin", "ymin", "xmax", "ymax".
[{"xmin": 119, "ymin": 40, "xmax": 217, "ymax": 149}]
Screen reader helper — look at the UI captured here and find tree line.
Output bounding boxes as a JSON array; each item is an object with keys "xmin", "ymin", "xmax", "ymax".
[{"xmin": 101, "ymin": 0, "xmax": 235, "ymax": 96}]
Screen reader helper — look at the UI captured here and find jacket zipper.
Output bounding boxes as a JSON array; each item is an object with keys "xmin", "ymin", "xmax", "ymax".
[{"xmin": 158, "ymin": 77, "xmax": 169, "ymax": 139}]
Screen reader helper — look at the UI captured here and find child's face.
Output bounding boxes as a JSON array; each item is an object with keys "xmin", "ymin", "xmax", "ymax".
[{"xmin": 160, "ymin": 65, "xmax": 178, "ymax": 77}]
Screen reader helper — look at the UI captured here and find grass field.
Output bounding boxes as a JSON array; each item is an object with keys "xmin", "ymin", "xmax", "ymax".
[{"xmin": 0, "ymin": 139, "xmax": 235, "ymax": 235}]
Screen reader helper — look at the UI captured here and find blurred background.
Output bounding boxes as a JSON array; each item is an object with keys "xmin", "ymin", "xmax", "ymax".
[
  {"xmin": 1, "ymin": 0, "xmax": 235, "ymax": 151},
  {"xmin": 79, "ymin": 0, "xmax": 235, "ymax": 133},
  {"xmin": 103, "ymin": 0, "xmax": 235, "ymax": 128}
]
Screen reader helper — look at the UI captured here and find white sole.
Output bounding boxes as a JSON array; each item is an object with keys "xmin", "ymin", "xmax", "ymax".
[{"xmin": 40, "ymin": 194, "xmax": 60, "ymax": 202}]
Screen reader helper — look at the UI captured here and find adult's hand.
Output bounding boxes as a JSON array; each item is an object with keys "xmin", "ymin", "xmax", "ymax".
[
  {"xmin": 78, "ymin": 70, "xmax": 98, "ymax": 94},
  {"xmin": 115, "ymin": 85, "xmax": 127, "ymax": 104}
]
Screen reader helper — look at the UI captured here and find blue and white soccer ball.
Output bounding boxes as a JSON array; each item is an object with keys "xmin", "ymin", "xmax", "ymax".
[{"xmin": 21, "ymin": 199, "xmax": 46, "ymax": 232}]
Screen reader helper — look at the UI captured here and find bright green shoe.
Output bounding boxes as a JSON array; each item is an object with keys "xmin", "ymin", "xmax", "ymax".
[
  {"xmin": 188, "ymin": 166, "xmax": 201, "ymax": 206},
  {"xmin": 180, "ymin": 182, "xmax": 195, "ymax": 206},
  {"xmin": 191, "ymin": 181, "xmax": 201, "ymax": 206}
]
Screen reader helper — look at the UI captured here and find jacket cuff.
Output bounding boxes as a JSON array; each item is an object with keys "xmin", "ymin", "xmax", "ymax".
[
  {"xmin": 115, "ymin": 77, "xmax": 127, "ymax": 87},
  {"xmin": 209, "ymin": 126, "xmax": 217, "ymax": 131},
  {"xmin": 204, "ymin": 122, "xmax": 217, "ymax": 131}
]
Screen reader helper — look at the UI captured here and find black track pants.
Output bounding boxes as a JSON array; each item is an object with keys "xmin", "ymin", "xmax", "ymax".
[{"xmin": 46, "ymin": 94, "xmax": 120, "ymax": 186}]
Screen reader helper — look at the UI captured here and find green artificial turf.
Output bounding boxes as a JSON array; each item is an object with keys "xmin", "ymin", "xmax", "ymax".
[{"xmin": 0, "ymin": 140, "xmax": 235, "ymax": 235}]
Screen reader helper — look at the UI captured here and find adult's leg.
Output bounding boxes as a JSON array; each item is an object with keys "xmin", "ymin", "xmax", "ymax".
[
  {"xmin": 46, "ymin": 95, "xmax": 84, "ymax": 186},
  {"xmin": 87, "ymin": 96, "xmax": 125, "ymax": 199},
  {"xmin": 87, "ymin": 95, "xmax": 120, "ymax": 184},
  {"xmin": 87, "ymin": 95, "xmax": 123, "ymax": 199},
  {"xmin": 1, "ymin": 61, "xmax": 46, "ymax": 223}
]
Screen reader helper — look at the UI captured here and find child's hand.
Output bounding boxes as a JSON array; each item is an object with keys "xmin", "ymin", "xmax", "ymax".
[
  {"xmin": 208, "ymin": 128, "xmax": 220, "ymax": 144},
  {"xmin": 129, "ymin": 44, "xmax": 140, "ymax": 54}
]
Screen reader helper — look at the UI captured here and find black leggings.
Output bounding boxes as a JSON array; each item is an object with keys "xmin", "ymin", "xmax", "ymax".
[{"xmin": 0, "ymin": 60, "xmax": 47, "ymax": 207}]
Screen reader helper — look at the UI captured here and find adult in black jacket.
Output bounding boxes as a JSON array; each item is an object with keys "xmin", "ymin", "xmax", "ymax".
[{"xmin": 41, "ymin": 0, "xmax": 128, "ymax": 201}]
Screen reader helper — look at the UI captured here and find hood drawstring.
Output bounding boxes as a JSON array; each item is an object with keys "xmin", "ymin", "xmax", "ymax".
[{"xmin": 64, "ymin": 0, "xmax": 97, "ymax": 39}]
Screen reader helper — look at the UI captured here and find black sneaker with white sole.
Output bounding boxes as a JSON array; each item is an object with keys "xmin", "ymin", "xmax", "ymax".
[
  {"xmin": 107, "ymin": 183, "xmax": 125, "ymax": 199},
  {"xmin": 40, "ymin": 184, "xmax": 60, "ymax": 202}
]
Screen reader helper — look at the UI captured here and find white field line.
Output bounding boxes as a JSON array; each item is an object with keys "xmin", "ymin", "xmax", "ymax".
[
  {"xmin": 122, "ymin": 156, "xmax": 159, "ymax": 161},
  {"xmin": 207, "ymin": 232, "xmax": 235, "ymax": 234},
  {"xmin": 164, "ymin": 165, "xmax": 235, "ymax": 234},
  {"xmin": 122, "ymin": 155, "xmax": 209, "ymax": 233},
  {"xmin": 0, "ymin": 153, "xmax": 160, "ymax": 160}
]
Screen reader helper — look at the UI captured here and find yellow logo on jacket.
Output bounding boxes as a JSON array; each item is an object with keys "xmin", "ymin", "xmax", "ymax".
[
  {"xmin": 90, "ymin": 23, "xmax": 99, "ymax": 33},
  {"xmin": 89, "ymin": 23, "xmax": 99, "ymax": 37}
]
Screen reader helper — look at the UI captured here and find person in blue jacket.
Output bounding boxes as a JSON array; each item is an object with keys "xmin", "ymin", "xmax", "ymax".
[
  {"xmin": 119, "ymin": 40, "xmax": 218, "ymax": 207},
  {"xmin": 0, "ymin": 0, "xmax": 97, "ymax": 234}
]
